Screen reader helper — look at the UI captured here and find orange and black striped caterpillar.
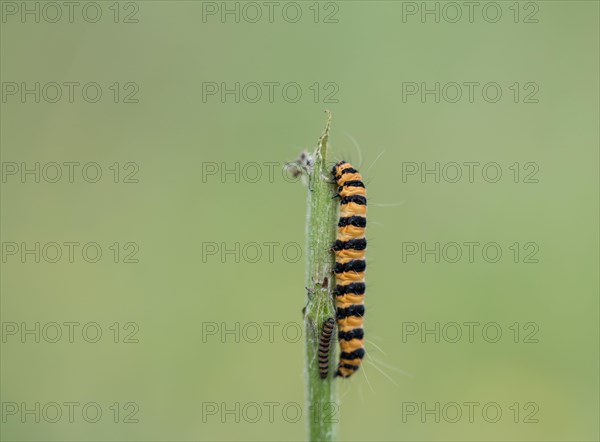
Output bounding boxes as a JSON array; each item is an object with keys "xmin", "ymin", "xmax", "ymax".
[
  {"xmin": 318, "ymin": 318, "xmax": 335, "ymax": 379},
  {"xmin": 331, "ymin": 161, "xmax": 366, "ymax": 378}
]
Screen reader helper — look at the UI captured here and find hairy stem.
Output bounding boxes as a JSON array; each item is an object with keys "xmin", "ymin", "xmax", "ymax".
[{"xmin": 303, "ymin": 111, "xmax": 339, "ymax": 442}]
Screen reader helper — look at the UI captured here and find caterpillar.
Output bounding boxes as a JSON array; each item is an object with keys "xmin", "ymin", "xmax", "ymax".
[
  {"xmin": 318, "ymin": 318, "xmax": 336, "ymax": 379},
  {"xmin": 331, "ymin": 160, "xmax": 366, "ymax": 378}
]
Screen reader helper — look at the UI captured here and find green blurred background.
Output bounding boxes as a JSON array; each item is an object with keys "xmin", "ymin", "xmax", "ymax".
[{"xmin": 1, "ymin": 1, "xmax": 598, "ymax": 440}]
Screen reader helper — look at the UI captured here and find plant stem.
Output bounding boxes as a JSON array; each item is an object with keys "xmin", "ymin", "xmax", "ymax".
[{"xmin": 303, "ymin": 111, "xmax": 339, "ymax": 442}]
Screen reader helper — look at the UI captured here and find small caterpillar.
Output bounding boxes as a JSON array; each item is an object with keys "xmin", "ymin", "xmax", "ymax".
[
  {"xmin": 318, "ymin": 318, "xmax": 335, "ymax": 379},
  {"xmin": 331, "ymin": 160, "xmax": 366, "ymax": 378}
]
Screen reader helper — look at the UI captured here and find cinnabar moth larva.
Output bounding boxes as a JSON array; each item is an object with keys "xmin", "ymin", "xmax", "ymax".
[
  {"xmin": 331, "ymin": 161, "xmax": 366, "ymax": 378},
  {"xmin": 318, "ymin": 317, "xmax": 336, "ymax": 379}
]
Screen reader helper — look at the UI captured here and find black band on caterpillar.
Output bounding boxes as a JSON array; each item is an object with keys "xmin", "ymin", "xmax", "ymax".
[
  {"xmin": 336, "ymin": 304, "xmax": 365, "ymax": 319},
  {"xmin": 331, "ymin": 238, "xmax": 367, "ymax": 251},
  {"xmin": 335, "ymin": 363, "xmax": 360, "ymax": 377},
  {"xmin": 334, "ymin": 260, "xmax": 366, "ymax": 274},
  {"xmin": 340, "ymin": 195, "xmax": 367, "ymax": 206},
  {"xmin": 338, "ymin": 216, "xmax": 367, "ymax": 228},
  {"xmin": 338, "ymin": 328, "xmax": 364, "ymax": 340},
  {"xmin": 341, "ymin": 363, "xmax": 360, "ymax": 371},
  {"xmin": 334, "ymin": 167, "xmax": 358, "ymax": 181},
  {"xmin": 342, "ymin": 180, "xmax": 365, "ymax": 188},
  {"xmin": 340, "ymin": 348, "xmax": 366, "ymax": 360},
  {"xmin": 333, "ymin": 282, "xmax": 366, "ymax": 295}
]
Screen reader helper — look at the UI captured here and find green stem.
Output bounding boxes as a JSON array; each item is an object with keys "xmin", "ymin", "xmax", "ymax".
[{"xmin": 303, "ymin": 111, "xmax": 339, "ymax": 442}]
